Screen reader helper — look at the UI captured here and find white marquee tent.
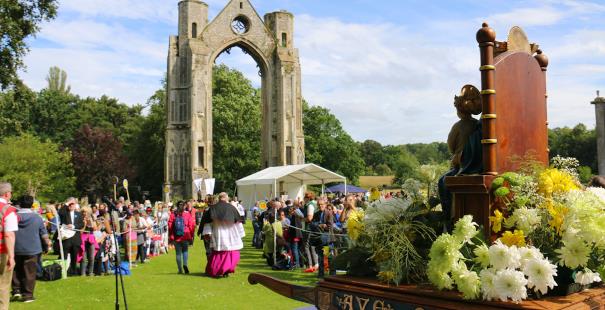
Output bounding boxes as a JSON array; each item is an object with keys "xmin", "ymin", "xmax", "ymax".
[{"xmin": 236, "ymin": 164, "xmax": 346, "ymax": 208}]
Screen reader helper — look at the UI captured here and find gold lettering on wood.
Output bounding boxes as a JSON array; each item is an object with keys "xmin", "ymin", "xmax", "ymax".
[
  {"xmin": 355, "ymin": 296, "xmax": 370, "ymax": 309},
  {"xmin": 337, "ymin": 294, "xmax": 353, "ymax": 310},
  {"xmin": 372, "ymin": 300, "xmax": 394, "ymax": 310}
]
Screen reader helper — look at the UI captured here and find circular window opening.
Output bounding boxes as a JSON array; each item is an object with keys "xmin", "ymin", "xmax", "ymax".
[{"xmin": 231, "ymin": 15, "xmax": 250, "ymax": 35}]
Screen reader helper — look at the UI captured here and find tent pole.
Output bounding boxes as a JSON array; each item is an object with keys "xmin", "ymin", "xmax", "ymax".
[
  {"xmin": 321, "ymin": 180, "xmax": 325, "ymax": 197},
  {"xmin": 273, "ymin": 202, "xmax": 277, "ymax": 267},
  {"xmin": 254, "ymin": 184, "xmax": 257, "ymax": 204},
  {"xmin": 345, "ymin": 179, "xmax": 348, "ymax": 195}
]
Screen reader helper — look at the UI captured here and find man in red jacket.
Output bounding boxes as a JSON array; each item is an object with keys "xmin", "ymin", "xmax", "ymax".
[{"xmin": 0, "ymin": 182, "xmax": 18, "ymax": 308}]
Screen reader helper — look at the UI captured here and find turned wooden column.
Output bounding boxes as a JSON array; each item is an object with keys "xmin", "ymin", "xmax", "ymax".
[
  {"xmin": 534, "ymin": 49, "xmax": 550, "ymax": 159},
  {"xmin": 476, "ymin": 22, "xmax": 497, "ymax": 175}
]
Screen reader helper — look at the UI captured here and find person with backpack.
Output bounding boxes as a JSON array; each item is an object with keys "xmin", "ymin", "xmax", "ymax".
[{"xmin": 168, "ymin": 202, "xmax": 195, "ymax": 274}]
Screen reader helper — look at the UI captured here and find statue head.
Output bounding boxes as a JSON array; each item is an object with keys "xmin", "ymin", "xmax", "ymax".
[{"xmin": 454, "ymin": 85, "xmax": 482, "ymax": 118}]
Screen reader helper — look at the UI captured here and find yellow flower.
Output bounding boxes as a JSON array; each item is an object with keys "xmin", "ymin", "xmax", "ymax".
[
  {"xmin": 377, "ymin": 271, "xmax": 396, "ymax": 283},
  {"xmin": 538, "ymin": 169, "xmax": 579, "ymax": 197},
  {"xmin": 547, "ymin": 202, "xmax": 568, "ymax": 235},
  {"xmin": 499, "ymin": 230, "xmax": 526, "ymax": 247},
  {"xmin": 346, "ymin": 210, "xmax": 365, "ymax": 240},
  {"xmin": 489, "ymin": 209, "xmax": 504, "ymax": 233},
  {"xmin": 372, "ymin": 249, "xmax": 391, "ymax": 262}
]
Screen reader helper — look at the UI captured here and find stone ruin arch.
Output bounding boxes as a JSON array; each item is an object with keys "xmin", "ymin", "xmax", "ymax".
[{"xmin": 164, "ymin": 0, "xmax": 305, "ymax": 199}]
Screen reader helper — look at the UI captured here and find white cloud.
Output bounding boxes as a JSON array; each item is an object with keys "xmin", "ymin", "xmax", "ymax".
[
  {"xmin": 19, "ymin": 1, "xmax": 605, "ymax": 145},
  {"xmin": 294, "ymin": 15, "xmax": 479, "ymax": 144},
  {"xmin": 59, "ymin": 0, "xmax": 178, "ymax": 23},
  {"xmin": 549, "ymin": 30, "xmax": 605, "ymax": 59},
  {"xmin": 484, "ymin": 7, "xmax": 565, "ymax": 27}
]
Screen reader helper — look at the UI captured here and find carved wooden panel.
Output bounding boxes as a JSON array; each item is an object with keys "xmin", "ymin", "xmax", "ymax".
[{"xmin": 494, "ymin": 51, "xmax": 548, "ymax": 172}]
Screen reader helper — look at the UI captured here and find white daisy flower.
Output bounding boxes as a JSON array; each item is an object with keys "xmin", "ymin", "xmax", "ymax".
[
  {"xmin": 575, "ymin": 268, "xmax": 602, "ymax": 285},
  {"xmin": 489, "ymin": 240, "xmax": 520, "ymax": 270},
  {"xmin": 523, "ymin": 258, "xmax": 558, "ymax": 295},
  {"xmin": 493, "ymin": 268, "xmax": 528, "ymax": 303}
]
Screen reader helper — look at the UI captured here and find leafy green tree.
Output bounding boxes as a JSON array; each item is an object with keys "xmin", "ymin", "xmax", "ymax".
[
  {"xmin": 212, "ymin": 65, "xmax": 262, "ymax": 192},
  {"xmin": 0, "ymin": 82, "xmax": 36, "ymax": 137},
  {"xmin": 374, "ymin": 163, "xmax": 393, "ymax": 176},
  {"xmin": 303, "ymin": 101, "xmax": 365, "ymax": 183},
  {"xmin": 383, "ymin": 145, "xmax": 420, "ymax": 184},
  {"xmin": 70, "ymin": 124, "xmax": 134, "ymax": 199},
  {"xmin": 30, "ymin": 89, "xmax": 79, "ymax": 142},
  {"xmin": 0, "ymin": 133, "xmax": 76, "ymax": 201},
  {"xmin": 549, "ymin": 124, "xmax": 597, "ymax": 172},
  {"xmin": 360, "ymin": 140, "xmax": 385, "ymax": 167},
  {"xmin": 46, "ymin": 66, "xmax": 71, "ymax": 93},
  {"xmin": 406, "ymin": 142, "xmax": 450, "ymax": 165},
  {"xmin": 75, "ymin": 95, "xmax": 143, "ymax": 145},
  {"xmin": 128, "ymin": 87, "xmax": 166, "ymax": 200},
  {"xmin": 0, "ymin": 1, "xmax": 58, "ymax": 89}
]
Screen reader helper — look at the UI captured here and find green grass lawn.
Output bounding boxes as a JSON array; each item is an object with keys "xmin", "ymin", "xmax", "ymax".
[{"xmin": 11, "ymin": 222, "xmax": 318, "ymax": 310}]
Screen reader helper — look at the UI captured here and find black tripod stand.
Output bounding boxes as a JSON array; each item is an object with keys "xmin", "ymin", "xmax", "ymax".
[{"xmin": 103, "ymin": 197, "xmax": 128, "ymax": 310}]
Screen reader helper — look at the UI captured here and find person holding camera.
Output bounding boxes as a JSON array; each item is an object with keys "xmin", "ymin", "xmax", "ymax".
[{"xmin": 58, "ymin": 198, "xmax": 84, "ymax": 276}]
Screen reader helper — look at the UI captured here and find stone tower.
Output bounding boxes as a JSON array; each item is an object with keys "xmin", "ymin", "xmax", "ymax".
[
  {"xmin": 593, "ymin": 90, "xmax": 605, "ymax": 175},
  {"xmin": 164, "ymin": 0, "xmax": 305, "ymax": 200}
]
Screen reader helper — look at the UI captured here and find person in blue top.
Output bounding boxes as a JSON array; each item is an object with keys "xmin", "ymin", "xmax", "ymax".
[{"xmin": 12, "ymin": 195, "xmax": 51, "ymax": 303}]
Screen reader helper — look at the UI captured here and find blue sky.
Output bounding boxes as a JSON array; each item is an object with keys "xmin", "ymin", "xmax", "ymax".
[{"xmin": 21, "ymin": 0, "xmax": 605, "ymax": 144}]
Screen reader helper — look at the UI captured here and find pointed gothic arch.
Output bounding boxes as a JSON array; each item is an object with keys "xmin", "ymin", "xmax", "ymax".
[{"xmin": 164, "ymin": 0, "xmax": 305, "ymax": 199}]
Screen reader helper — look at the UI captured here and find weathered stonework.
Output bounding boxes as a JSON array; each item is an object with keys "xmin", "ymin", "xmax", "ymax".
[
  {"xmin": 165, "ymin": 0, "xmax": 305, "ymax": 199},
  {"xmin": 593, "ymin": 91, "xmax": 605, "ymax": 175}
]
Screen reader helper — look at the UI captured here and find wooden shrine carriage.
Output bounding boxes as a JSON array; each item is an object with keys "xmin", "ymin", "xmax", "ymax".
[{"xmin": 249, "ymin": 23, "xmax": 605, "ymax": 310}]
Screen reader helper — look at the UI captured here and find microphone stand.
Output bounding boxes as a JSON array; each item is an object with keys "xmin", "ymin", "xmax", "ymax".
[{"xmin": 104, "ymin": 196, "xmax": 128, "ymax": 310}]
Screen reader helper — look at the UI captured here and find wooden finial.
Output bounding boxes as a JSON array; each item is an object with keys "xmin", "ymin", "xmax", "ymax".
[
  {"xmin": 534, "ymin": 49, "xmax": 549, "ymax": 69},
  {"xmin": 476, "ymin": 22, "xmax": 496, "ymax": 43}
]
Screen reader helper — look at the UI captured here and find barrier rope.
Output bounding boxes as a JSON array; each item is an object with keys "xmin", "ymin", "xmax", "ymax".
[
  {"xmin": 45, "ymin": 219, "xmax": 168, "ymax": 235},
  {"xmin": 281, "ymin": 222, "xmax": 350, "ymax": 237}
]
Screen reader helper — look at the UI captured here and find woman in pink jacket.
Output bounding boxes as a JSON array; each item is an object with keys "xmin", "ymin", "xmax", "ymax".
[{"xmin": 168, "ymin": 202, "xmax": 195, "ymax": 274}]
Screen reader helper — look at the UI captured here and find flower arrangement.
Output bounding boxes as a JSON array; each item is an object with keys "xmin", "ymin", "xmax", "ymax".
[
  {"xmin": 333, "ymin": 180, "xmax": 442, "ymax": 285},
  {"xmin": 427, "ymin": 157, "xmax": 605, "ymax": 302}
]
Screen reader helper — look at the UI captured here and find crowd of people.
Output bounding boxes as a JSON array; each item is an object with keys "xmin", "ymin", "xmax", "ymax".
[
  {"xmin": 0, "ymin": 178, "xmax": 373, "ymax": 307},
  {"xmin": 0, "ymin": 179, "xmax": 249, "ymax": 306},
  {"xmin": 252, "ymin": 192, "xmax": 366, "ymax": 278}
]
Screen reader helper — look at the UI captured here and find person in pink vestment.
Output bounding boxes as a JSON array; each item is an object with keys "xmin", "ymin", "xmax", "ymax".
[{"xmin": 202, "ymin": 193, "xmax": 244, "ymax": 278}]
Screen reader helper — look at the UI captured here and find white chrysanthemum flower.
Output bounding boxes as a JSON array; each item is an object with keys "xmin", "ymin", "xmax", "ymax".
[
  {"xmin": 480, "ymin": 268, "xmax": 497, "ymax": 301},
  {"xmin": 556, "ymin": 239, "xmax": 590, "ymax": 268},
  {"xmin": 587, "ymin": 187, "xmax": 605, "ymax": 204},
  {"xmin": 453, "ymin": 269, "xmax": 481, "ymax": 300},
  {"xmin": 523, "ymin": 258, "xmax": 558, "ymax": 295},
  {"xmin": 473, "ymin": 244, "xmax": 490, "ymax": 268},
  {"xmin": 489, "ymin": 240, "xmax": 521, "ymax": 269},
  {"xmin": 505, "ymin": 206, "xmax": 541, "ymax": 233},
  {"xmin": 518, "ymin": 246, "xmax": 544, "ymax": 269},
  {"xmin": 575, "ymin": 268, "xmax": 602, "ymax": 285},
  {"xmin": 453, "ymin": 215, "xmax": 479, "ymax": 243},
  {"xmin": 428, "ymin": 234, "xmax": 463, "ymax": 272},
  {"xmin": 493, "ymin": 268, "xmax": 528, "ymax": 303},
  {"xmin": 427, "ymin": 265, "xmax": 453, "ymax": 290}
]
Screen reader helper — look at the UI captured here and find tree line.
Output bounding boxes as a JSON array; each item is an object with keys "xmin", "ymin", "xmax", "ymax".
[{"xmin": 1, "ymin": 64, "xmax": 598, "ymax": 203}]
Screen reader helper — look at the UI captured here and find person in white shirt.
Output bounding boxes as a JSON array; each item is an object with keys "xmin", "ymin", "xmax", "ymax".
[
  {"xmin": 0, "ymin": 182, "xmax": 18, "ymax": 308},
  {"xmin": 202, "ymin": 193, "xmax": 244, "ymax": 278}
]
